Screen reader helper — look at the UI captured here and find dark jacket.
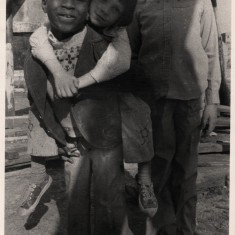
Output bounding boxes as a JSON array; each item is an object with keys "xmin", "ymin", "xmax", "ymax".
[{"xmin": 24, "ymin": 26, "xmax": 122, "ymax": 149}]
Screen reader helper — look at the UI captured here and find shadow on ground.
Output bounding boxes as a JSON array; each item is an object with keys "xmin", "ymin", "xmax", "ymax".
[{"xmin": 5, "ymin": 154, "xmax": 229, "ymax": 235}]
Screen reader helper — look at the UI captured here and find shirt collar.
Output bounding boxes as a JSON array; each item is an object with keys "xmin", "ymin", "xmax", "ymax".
[{"xmin": 48, "ymin": 26, "xmax": 87, "ymax": 49}]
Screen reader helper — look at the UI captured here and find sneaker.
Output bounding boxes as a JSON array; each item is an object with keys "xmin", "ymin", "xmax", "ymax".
[
  {"xmin": 138, "ymin": 182, "xmax": 158, "ymax": 218},
  {"xmin": 18, "ymin": 175, "xmax": 52, "ymax": 216}
]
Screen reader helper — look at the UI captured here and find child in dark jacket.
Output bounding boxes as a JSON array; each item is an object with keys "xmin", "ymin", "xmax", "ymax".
[
  {"xmin": 18, "ymin": 0, "xmax": 157, "ymax": 223},
  {"xmin": 21, "ymin": 0, "xmax": 135, "ymax": 234}
]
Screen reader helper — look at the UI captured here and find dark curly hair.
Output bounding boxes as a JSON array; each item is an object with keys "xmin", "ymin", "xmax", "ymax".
[{"xmin": 116, "ymin": 0, "xmax": 137, "ymax": 27}]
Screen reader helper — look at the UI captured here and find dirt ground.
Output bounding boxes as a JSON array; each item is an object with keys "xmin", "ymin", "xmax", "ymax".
[{"xmin": 5, "ymin": 153, "xmax": 229, "ymax": 235}]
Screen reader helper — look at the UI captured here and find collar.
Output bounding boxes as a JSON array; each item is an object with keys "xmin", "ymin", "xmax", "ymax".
[{"xmin": 48, "ymin": 26, "xmax": 87, "ymax": 50}]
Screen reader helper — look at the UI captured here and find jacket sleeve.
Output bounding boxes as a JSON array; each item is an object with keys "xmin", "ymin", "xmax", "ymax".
[
  {"xmin": 24, "ymin": 50, "xmax": 67, "ymax": 146},
  {"xmin": 201, "ymin": 0, "xmax": 221, "ymax": 104}
]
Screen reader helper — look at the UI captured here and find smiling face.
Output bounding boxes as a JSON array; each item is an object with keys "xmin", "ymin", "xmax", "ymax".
[
  {"xmin": 89, "ymin": 0, "xmax": 124, "ymax": 28},
  {"xmin": 42, "ymin": 0, "xmax": 89, "ymax": 40}
]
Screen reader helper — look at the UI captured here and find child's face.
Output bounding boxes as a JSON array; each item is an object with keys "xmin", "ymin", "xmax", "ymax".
[
  {"xmin": 42, "ymin": 0, "xmax": 89, "ymax": 40},
  {"xmin": 89, "ymin": 0, "xmax": 124, "ymax": 28}
]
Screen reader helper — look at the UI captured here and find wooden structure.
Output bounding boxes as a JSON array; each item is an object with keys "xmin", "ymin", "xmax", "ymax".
[
  {"xmin": 5, "ymin": 0, "xmax": 231, "ymax": 169},
  {"xmin": 5, "ymin": 0, "xmax": 47, "ymax": 168}
]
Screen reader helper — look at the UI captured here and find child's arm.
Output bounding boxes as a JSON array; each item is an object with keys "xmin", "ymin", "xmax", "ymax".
[
  {"xmin": 74, "ymin": 28, "xmax": 131, "ymax": 89},
  {"xmin": 89, "ymin": 28, "xmax": 131, "ymax": 82},
  {"xmin": 30, "ymin": 26, "xmax": 131, "ymax": 94},
  {"xmin": 30, "ymin": 25, "xmax": 78, "ymax": 98},
  {"xmin": 200, "ymin": 0, "xmax": 221, "ymax": 136}
]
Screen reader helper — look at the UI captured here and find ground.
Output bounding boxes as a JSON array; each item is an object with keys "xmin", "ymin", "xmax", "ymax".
[{"xmin": 5, "ymin": 153, "xmax": 229, "ymax": 235}]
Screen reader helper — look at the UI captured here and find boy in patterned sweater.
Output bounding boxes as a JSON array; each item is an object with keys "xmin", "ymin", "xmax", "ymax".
[{"xmin": 19, "ymin": 0, "xmax": 157, "ymax": 221}]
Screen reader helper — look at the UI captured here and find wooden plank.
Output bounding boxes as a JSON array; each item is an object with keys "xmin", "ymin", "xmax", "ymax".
[
  {"xmin": 215, "ymin": 129, "xmax": 230, "ymax": 134},
  {"xmin": 5, "ymin": 141, "xmax": 28, "ymax": 152},
  {"xmin": 14, "ymin": 69, "xmax": 24, "ymax": 77},
  {"xmin": 5, "ymin": 128, "xmax": 28, "ymax": 137},
  {"xmin": 199, "ymin": 142, "xmax": 222, "ymax": 153},
  {"xmin": 14, "ymin": 89, "xmax": 28, "ymax": 98},
  {"xmin": 14, "ymin": 70, "xmax": 27, "ymax": 90},
  {"xmin": 13, "ymin": 70, "xmax": 30, "ymax": 113},
  {"xmin": 199, "ymin": 142, "xmax": 229, "ymax": 154},
  {"xmin": 5, "ymin": 140, "xmax": 29, "ymax": 168},
  {"xmin": 5, "ymin": 115, "xmax": 28, "ymax": 129},
  {"xmin": 14, "ymin": 89, "xmax": 30, "ymax": 115},
  {"xmin": 216, "ymin": 140, "xmax": 230, "ymax": 152},
  {"xmin": 13, "ymin": 71, "xmax": 29, "ymax": 114},
  {"xmin": 13, "ymin": 22, "xmax": 42, "ymax": 33},
  {"xmin": 5, "ymin": 155, "xmax": 61, "ymax": 171},
  {"xmin": 5, "ymin": 161, "xmax": 31, "ymax": 172},
  {"xmin": 216, "ymin": 117, "xmax": 230, "ymax": 128},
  {"xmin": 217, "ymin": 108, "xmax": 230, "ymax": 118},
  {"xmin": 5, "ymin": 136, "xmax": 28, "ymax": 145},
  {"xmin": 5, "ymin": 152, "xmax": 31, "ymax": 168},
  {"xmin": 218, "ymin": 105, "xmax": 230, "ymax": 115}
]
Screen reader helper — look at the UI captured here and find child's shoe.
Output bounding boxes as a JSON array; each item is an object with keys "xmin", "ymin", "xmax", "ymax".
[
  {"xmin": 138, "ymin": 182, "xmax": 158, "ymax": 218},
  {"xmin": 18, "ymin": 174, "xmax": 52, "ymax": 216}
]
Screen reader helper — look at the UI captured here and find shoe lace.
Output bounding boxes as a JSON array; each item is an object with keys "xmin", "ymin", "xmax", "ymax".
[
  {"xmin": 25, "ymin": 184, "xmax": 37, "ymax": 200},
  {"xmin": 140, "ymin": 184, "xmax": 157, "ymax": 204},
  {"xmin": 140, "ymin": 184, "xmax": 151, "ymax": 200}
]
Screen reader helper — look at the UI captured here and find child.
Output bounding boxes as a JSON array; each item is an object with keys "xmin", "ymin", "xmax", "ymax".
[
  {"xmin": 21, "ymin": 0, "xmax": 135, "ymax": 234},
  {"xmin": 127, "ymin": 0, "xmax": 221, "ymax": 234},
  {"xmin": 18, "ymin": 0, "xmax": 157, "ymax": 219}
]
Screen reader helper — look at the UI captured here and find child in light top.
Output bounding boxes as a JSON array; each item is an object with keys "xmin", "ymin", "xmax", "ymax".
[{"xmin": 19, "ymin": 0, "xmax": 158, "ymax": 219}]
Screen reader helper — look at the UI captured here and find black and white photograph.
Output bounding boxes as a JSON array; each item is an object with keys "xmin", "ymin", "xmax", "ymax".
[{"xmin": 3, "ymin": 0, "xmax": 233, "ymax": 234}]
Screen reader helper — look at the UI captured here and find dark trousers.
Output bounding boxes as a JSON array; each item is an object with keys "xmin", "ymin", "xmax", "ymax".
[
  {"xmin": 64, "ymin": 142, "xmax": 128, "ymax": 235},
  {"xmin": 151, "ymin": 98, "xmax": 204, "ymax": 235}
]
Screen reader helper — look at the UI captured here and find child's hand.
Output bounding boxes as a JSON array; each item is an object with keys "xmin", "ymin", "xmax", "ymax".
[
  {"xmin": 73, "ymin": 79, "xmax": 80, "ymax": 90},
  {"xmin": 201, "ymin": 104, "xmax": 218, "ymax": 136},
  {"xmin": 54, "ymin": 71, "xmax": 78, "ymax": 98}
]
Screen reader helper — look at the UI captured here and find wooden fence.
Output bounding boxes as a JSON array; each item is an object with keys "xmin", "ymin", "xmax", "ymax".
[{"xmin": 6, "ymin": 0, "xmax": 47, "ymax": 169}]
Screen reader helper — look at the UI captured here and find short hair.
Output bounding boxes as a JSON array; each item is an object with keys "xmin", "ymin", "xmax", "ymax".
[{"xmin": 117, "ymin": 0, "xmax": 137, "ymax": 27}]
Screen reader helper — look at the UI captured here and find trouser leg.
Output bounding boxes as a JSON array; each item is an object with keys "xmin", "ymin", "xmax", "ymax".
[
  {"xmin": 172, "ymin": 99, "xmax": 202, "ymax": 235},
  {"xmin": 91, "ymin": 144, "xmax": 132, "ymax": 235},
  {"xmin": 64, "ymin": 141, "xmax": 132, "ymax": 235},
  {"xmin": 151, "ymin": 99, "xmax": 177, "ymax": 234},
  {"xmin": 64, "ymin": 152, "xmax": 91, "ymax": 235},
  {"xmin": 30, "ymin": 156, "xmax": 47, "ymax": 183},
  {"xmin": 151, "ymin": 98, "xmax": 203, "ymax": 235}
]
